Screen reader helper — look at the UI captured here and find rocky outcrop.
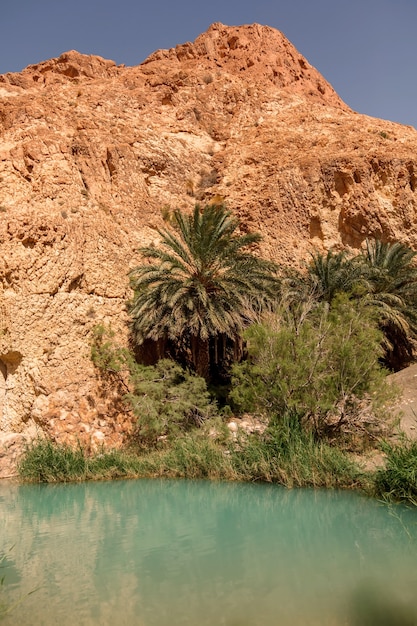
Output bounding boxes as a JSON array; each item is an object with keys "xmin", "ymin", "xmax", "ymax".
[{"xmin": 0, "ymin": 22, "xmax": 416, "ymax": 448}]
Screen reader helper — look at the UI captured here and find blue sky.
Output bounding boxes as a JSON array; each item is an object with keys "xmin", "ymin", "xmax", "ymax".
[{"xmin": 2, "ymin": 0, "xmax": 417, "ymax": 128}]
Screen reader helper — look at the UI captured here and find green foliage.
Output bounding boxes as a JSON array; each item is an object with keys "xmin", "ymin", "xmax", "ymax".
[
  {"xmin": 129, "ymin": 203, "xmax": 278, "ymax": 379},
  {"xmin": 296, "ymin": 239, "xmax": 417, "ymax": 370},
  {"xmin": 18, "ymin": 432, "xmax": 233, "ymax": 483},
  {"xmin": 18, "ymin": 439, "xmax": 88, "ymax": 482},
  {"xmin": 362, "ymin": 240, "xmax": 417, "ymax": 369},
  {"xmin": 18, "ymin": 418, "xmax": 362, "ymax": 489},
  {"xmin": 91, "ymin": 324, "xmax": 217, "ymax": 448},
  {"xmin": 307, "ymin": 249, "xmax": 368, "ymax": 303},
  {"xmin": 91, "ymin": 324, "xmax": 132, "ymax": 373},
  {"xmin": 230, "ymin": 296, "xmax": 393, "ymax": 437},
  {"xmin": 137, "ymin": 430, "xmax": 234, "ymax": 480},
  {"xmin": 229, "ymin": 416, "xmax": 362, "ymax": 488},
  {"xmin": 373, "ymin": 439, "xmax": 417, "ymax": 504},
  {"xmin": 18, "ymin": 438, "xmax": 144, "ymax": 483},
  {"xmin": 127, "ymin": 359, "xmax": 217, "ymax": 447},
  {"xmin": 19, "ymin": 419, "xmax": 361, "ymax": 487},
  {"xmin": 136, "ymin": 416, "xmax": 360, "ymax": 487}
]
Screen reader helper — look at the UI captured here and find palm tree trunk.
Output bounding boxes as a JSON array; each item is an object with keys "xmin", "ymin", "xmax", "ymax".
[
  {"xmin": 233, "ymin": 334, "xmax": 243, "ymax": 362},
  {"xmin": 195, "ymin": 338, "xmax": 210, "ymax": 381}
]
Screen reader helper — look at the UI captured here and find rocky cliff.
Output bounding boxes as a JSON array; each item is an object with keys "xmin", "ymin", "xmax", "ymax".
[{"xmin": 0, "ymin": 22, "xmax": 416, "ymax": 459}]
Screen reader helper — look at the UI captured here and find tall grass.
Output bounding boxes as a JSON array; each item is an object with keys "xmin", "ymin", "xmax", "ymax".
[
  {"xmin": 130, "ymin": 436, "xmax": 236, "ymax": 480},
  {"xmin": 18, "ymin": 440, "xmax": 144, "ymax": 483},
  {"xmin": 373, "ymin": 440, "xmax": 417, "ymax": 505},
  {"xmin": 18, "ymin": 420, "xmax": 363, "ymax": 490},
  {"xmin": 228, "ymin": 417, "xmax": 362, "ymax": 488}
]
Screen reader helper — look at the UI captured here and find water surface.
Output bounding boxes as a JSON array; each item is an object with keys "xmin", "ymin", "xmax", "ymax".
[{"xmin": 1, "ymin": 479, "xmax": 417, "ymax": 625}]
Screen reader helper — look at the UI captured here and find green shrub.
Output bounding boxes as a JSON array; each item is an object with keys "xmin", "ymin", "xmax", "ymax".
[
  {"xmin": 374, "ymin": 440, "xmax": 417, "ymax": 504},
  {"xmin": 128, "ymin": 415, "xmax": 362, "ymax": 488},
  {"xmin": 230, "ymin": 296, "xmax": 394, "ymax": 438},
  {"xmin": 127, "ymin": 359, "xmax": 218, "ymax": 447},
  {"xmin": 18, "ymin": 439, "xmax": 87, "ymax": 482},
  {"xmin": 17, "ymin": 434, "xmax": 233, "ymax": 483},
  {"xmin": 91, "ymin": 325, "xmax": 218, "ymax": 448},
  {"xmin": 18, "ymin": 419, "xmax": 362, "ymax": 489},
  {"xmin": 138, "ymin": 432, "xmax": 235, "ymax": 480}
]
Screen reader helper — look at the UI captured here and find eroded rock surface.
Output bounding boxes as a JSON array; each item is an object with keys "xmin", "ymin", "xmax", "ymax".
[{"xmin": 0, "ymin": 22, "xmax": 417, "ymax": 451}]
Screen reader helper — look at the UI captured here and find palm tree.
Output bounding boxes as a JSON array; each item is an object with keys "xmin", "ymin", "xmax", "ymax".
[
  {"xmin": 307, "ymin": 249, "xmax": 369, "ymax": 302},
  {"xmin": 302, "ymin": 240, "xmax": 417, "ymax": 369},
  {"xmin": 129, "ymin": 204, "xmax": 278, "ymax": 380},
  {"xmin": 361, "ymin": 240, "xmax": 417, "ymax": 369}
]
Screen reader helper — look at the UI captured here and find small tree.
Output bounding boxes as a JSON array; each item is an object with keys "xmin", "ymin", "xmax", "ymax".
[{"xmin": 230, "ymin": 296, "xmax": 395, "ymax": 438}]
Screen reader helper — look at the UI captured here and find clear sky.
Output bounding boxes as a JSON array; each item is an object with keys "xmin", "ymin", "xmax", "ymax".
[{"xmin": 2, "ymin": 0, "xmax": 416, "ymax": 129}]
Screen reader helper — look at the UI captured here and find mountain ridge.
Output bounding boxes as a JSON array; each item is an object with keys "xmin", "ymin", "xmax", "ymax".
[{"xmin": 0, "ymin": 23, "xmax": 416, "ymax": 459}]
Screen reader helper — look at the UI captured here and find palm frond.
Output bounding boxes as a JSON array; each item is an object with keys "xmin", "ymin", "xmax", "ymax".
[{"xmin": 129, "ymin": 203, "xmax": 279, "ymax": 379}]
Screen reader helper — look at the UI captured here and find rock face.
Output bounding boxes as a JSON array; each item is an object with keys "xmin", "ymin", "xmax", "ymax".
[{"xmin": 0, "ymin": 22, "xmax": 417, "ymax": 447}]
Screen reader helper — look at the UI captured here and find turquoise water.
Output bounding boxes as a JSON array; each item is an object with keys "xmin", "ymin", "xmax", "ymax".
[{"xmin": 1, "ymin": 479, "xmax": 417, "ymax": 625}]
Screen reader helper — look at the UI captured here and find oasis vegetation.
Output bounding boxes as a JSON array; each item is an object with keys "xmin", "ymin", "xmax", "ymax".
[{"xmin": 18, "ymin": 203, "xmax": 417, "ymax": 506}]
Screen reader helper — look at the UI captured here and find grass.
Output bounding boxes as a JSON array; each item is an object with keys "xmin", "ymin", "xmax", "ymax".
[
  {"xmin": 18, "ymin": 440, "xmax": 144, "ymax": 483},
  {"xmin": 18, "ymin": 418, "xmax": 364, "ymax": 491},
  {"xmin": 19, "ymin": 420, "xmax": 417, "ymax": 505},
  {"xmin": 373, "ymin": 439, "xmax": 417, "ymax": 505},
  {"xmin": 228, "ymin": 422, "xmax": 362, "ymax": 488}
]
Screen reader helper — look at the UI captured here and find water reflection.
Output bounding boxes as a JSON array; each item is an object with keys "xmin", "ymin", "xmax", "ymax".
[{"xmin": 1, "ymin": 480, "xmax": 417, "ymax": 625}]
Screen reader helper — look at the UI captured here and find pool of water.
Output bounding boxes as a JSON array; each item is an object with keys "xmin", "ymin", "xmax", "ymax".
[{"xmin": 1, "ymin": 479, "xmax": 417, "ymax": 625}]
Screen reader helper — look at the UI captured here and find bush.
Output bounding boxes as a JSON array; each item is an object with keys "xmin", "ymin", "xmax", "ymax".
[
  {"xmin": 91, "ymin": 325, "xmax": 218, "ymax": 448},
  {"xmin": 127, "ymin": 359, "xmax": 218, "ymax": 447},
  {"xmin": 139, "ymin": 431, "xmax": 235, "ymax": 480},
  {"xmin": 230, "ymin": 296, "xmax": 395, "ymax": 438},
  {"xmin": 18, "ymin": 439, "xmax": 87, "ymax": 482}
]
